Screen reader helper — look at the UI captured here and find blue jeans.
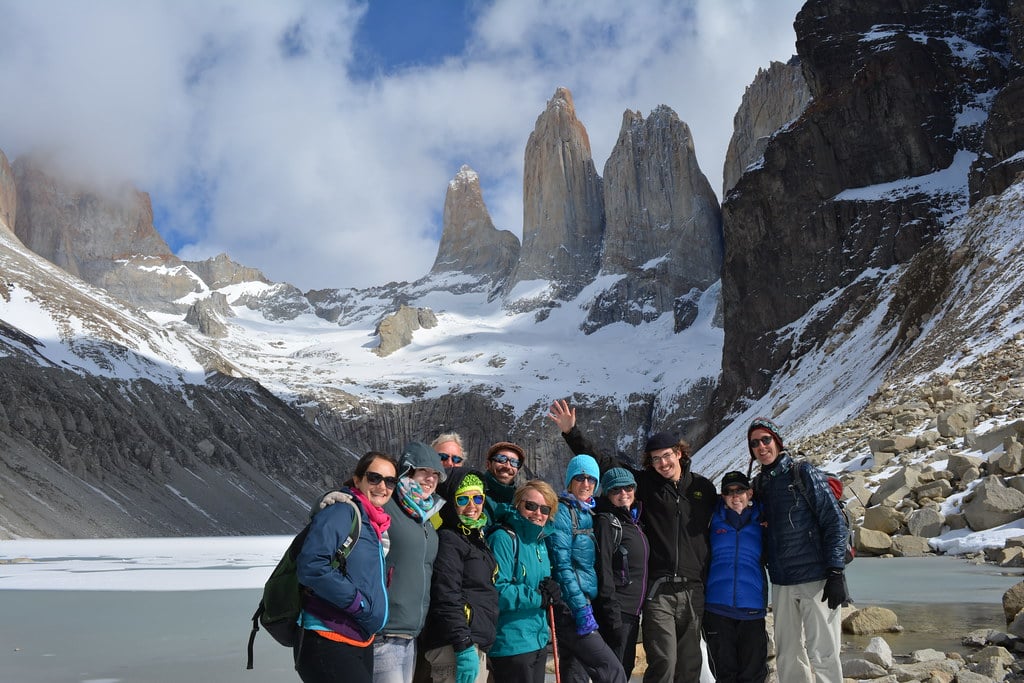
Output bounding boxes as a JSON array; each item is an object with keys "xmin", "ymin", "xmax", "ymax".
[{"xmin": 373, "ymin": 635, "xmax": 417, "ymax": 683}]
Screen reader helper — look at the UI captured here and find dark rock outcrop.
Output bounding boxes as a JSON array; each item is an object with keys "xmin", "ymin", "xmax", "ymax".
[
  {"xmin": 431, "ymin": 165, "xmax": 520, "ymax": 283},
  {"xmin": 511, "ymin": 87, "xmax": 605, "ymax": 301},
  {"xmin": 723, "ymin": 58, "xmax": 812, "ymax": 196},
  {"xmin": 715, "ymin": 0, "xmax": 1010, "ymax": 420},
  {"xmin": 184, "ymin": 292, "xmax": 234, "ymax": 338},
  {"xmin": 590, "ymin": 105, "xmax": 722, "ymax": 332}
]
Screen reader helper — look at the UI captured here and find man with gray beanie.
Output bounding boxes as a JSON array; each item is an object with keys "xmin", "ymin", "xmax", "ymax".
[
  {"xmin": 747, "ymin": 417, "xmax": 848, "ymax": 683},
  {"xmin": 548, "ymin": 400, "xmax": 715, "ymax": 683}
]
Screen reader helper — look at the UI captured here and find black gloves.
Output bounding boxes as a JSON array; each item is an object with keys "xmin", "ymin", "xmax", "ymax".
[
  {"xmin": 821, "ymin": 568, "xmax": 850, "ymax": 610},
  {"xmin": 538, "ymin": 577, "xmax": 562, "ymax": 608}
]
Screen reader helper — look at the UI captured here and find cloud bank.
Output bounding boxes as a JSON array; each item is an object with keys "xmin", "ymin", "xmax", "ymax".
[{"xmin": 0, "ymin": 0, "xmax": 804, "ymax": 290}]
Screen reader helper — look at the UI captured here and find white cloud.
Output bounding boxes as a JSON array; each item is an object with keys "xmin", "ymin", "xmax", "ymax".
[{"xmin": 0, "ymin": 0, "xmax": 803, "ymax": 290}]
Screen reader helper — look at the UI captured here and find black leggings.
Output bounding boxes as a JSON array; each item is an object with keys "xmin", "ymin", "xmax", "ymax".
[
  {"xmin": 487, "ymin": 647, "xmax": 548, "ymax": 683},
  {"xmin": 294, "ymin": 630, "xmax": 374, "ymax": 683}
]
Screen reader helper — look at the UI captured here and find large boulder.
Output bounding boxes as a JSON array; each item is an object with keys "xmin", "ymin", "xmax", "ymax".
[
  {"xmin": 862, "ymin": 505, "xmax": 904, "ymax": 534},
  {"xmin": 905, "ymin": 507, "xmax": 944, "ymax": 537},
  {"xmin": 963, "ymin": 476, "xmax": 1024, "ymax": 531},
  {"xmin": 374, "ymin": 305, "xmax": 438, "ymax": 357},
  {"xmin": 855, "ymin": 526, "xmax": 893, "ymax": 556},
  {"xmin": 869, "ymin": 466, "xmax": 923, "ymax": 507},
  {"xmin": 891, "ymin": 535, "xmax": 933, "ymax": 557},
  {"xmin": 843, "ymin": 606, "xmax": 901, "ymax": 634}
]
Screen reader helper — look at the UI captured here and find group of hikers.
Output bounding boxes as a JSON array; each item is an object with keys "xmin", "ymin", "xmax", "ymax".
[{"xmin": 289, "ymin": 401, "xmax": 851, "ymax": 683}]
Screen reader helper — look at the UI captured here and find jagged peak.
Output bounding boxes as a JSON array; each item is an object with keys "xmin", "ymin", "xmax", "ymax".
[{"xmin": 449, "ymin": 164, "xmax": 480, "ymax": 190}]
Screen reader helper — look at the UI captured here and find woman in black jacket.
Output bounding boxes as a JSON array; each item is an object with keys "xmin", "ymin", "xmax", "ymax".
[
  {"xmin": 592, "ymin": 467, "xmax": 650, "ymax": 680},
  {"xmin": 419, "ymin": 469, "xmax": 499, "ymax": 683}
]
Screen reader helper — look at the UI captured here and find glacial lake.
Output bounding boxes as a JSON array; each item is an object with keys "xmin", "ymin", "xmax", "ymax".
[{"xmin": 1, "ymin": 538, "xmax": 1021, "ymax": 682}]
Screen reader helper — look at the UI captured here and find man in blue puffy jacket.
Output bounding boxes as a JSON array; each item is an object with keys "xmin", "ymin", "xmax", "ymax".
[{"xmin": 749, "ymin": 418, "xmax": 848, "ymax": 683}]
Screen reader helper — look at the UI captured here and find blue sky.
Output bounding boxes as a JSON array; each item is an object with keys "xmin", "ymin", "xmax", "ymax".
[{"xmin": 0, "ymin": 0, "xmax": 805, "ymax": 291}]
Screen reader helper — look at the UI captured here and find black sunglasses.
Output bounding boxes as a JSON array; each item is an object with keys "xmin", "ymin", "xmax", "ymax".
[
  {"xmin": 608, "ymin": 484, "xmax": 636, "ymax": 495},
  {"xmin": 490, "ymin": 453, "xmax": 521, "ymax": 469},
  {"xmin": 364, "ymin": 471, "xmax": 399, "ymax": 489},
  {"xmin": 571, "ymin": 474, "xmax": 597, "ymax": 485},
  {"xmin": 521, "ymin": 500, "xmax": 551, "ymax": 515},
  {"xmin": 455, "ymin": 494, "xmax": 485, "ymax": 506},
  {"xmin": 749, "ymin": 435, "xmax": 774, "ymax": 449},
  {"xmin": 438, "ymin": 453, "xmax": 464, "ymax": 465}
]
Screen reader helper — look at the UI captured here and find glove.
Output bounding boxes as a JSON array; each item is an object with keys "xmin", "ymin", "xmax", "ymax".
[
  {"xmin": 538, "ymin": 577, "xmax": 562, "ymax": 608},
  {"xmin": 821, "ymin": 568, "xmax": 849, "ymax": 610},
  {"xmin": 319, "ymin": 490, "xmax": 353, "ymax": 510},
  {"xmin": 454, "ymin": 644, "xmax": 479, "ymax": 683},
  {"xmin": 574, "ymin": 605, "xmax": 599, "ymax": 636}
]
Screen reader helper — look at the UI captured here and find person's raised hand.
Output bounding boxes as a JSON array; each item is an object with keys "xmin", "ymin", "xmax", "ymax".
[{"xmin": 547, "ymin": 399, "xmax": 576, "ymax": 434}]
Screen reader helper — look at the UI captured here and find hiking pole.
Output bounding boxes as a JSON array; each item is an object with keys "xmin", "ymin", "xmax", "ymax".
[{"xmin": 547, "ymin": 604, "xmax": 560, "ymax": 683}]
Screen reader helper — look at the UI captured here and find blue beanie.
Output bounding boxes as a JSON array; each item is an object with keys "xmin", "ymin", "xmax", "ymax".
[
  {"xmin": 565, "ymin": 454, "xmax": 600, "ymax": 489},
  {"xmin": 600, "ymin": 467, "xmax": 635, "ymax": 493}
]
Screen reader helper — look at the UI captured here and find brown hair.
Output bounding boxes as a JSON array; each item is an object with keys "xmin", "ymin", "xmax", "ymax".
[
  {"xmin": 641, "ymin": 439, "xmax": 691, "ymax": 468},
  {"xmin": 345, "ymin": 450, "xmax": 400, "ymax": 486}
]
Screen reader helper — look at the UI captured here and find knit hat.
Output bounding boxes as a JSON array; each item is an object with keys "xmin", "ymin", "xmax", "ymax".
[
  {"xmin": 644, "ymin": 431, "xmax": 678, "ymax": 453},
  {"xmin": 455, "ymin": 473, "xmax": 485, "ymax": 498},
  {"xmin": 401, "ymin": 441, "xmax": 447, "ymax": 481},
  {"xmin": 565, "ymin": 454, "xmax": 600, "ymax": 489},
  {"xmin": 747, "ymin": 417, "xmax": 783, "ymax": 456},
  {"xmin": 720, "ymin": 470, "xmax": 751, "ymax": 493},
  {"xmin": 600, "ymin": 467, "xmax": 636, "ymax": 493},
  {"xmin": 486, "ymin": 441, "xmax": 526, "ymax": 466}
]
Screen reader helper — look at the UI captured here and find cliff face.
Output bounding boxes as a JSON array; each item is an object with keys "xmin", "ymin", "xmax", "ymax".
[
  {"xmin": 512, "ymin": 87, "xmax": 605, "ymax": 301},
  {"xmin": 12, "ymin": 156, "xmax": 200, "ymax": 311},
  {"xmin": 715, "ymin": 0, "xmax": 1010, "ymax": 419},
  {"xmin": 0, "ymin": 149, "xmax": 15, "ymax": 235},
  {"xmin": 431, "ymin": 165, "xmax": 520, "ymax": 283},
  {"xmin": 722, "ymin": 58, "xmax": 812, "ymax": 196}
]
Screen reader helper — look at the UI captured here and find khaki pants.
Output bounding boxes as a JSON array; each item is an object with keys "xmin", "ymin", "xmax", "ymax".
[{"xmin": 771, "ymin": 581, "xmax": 843, "ymax": 683}]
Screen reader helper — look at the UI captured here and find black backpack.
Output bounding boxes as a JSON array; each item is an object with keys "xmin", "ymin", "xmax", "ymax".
[
  {"xmin": 246, "ymin": 499, "xmax": 361, "ymax": 669},
  {"xmin": 790, "ymin": 460, "xmax": 856, "ymax": 564}
]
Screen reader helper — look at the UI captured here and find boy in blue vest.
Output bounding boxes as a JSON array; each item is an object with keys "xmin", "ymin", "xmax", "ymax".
[{"xmin": 703, "ymin": 470, "xmax": 768, "ymax": 682}]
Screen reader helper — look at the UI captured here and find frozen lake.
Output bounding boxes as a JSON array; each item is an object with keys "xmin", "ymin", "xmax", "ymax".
[{"xmin": 2, "ymin": 537, "xmax": 1023, "ymax": 682}]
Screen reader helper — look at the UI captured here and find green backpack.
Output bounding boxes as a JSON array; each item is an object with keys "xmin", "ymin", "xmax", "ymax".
[{"xmin": 246, "ymin": 499, "xmax": 361, "ymax": 669}]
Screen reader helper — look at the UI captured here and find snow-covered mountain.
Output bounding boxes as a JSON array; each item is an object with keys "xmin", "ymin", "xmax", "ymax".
[{"xmin": 2, "ymin": 0, "xmax": 1023, "ymax": 538}]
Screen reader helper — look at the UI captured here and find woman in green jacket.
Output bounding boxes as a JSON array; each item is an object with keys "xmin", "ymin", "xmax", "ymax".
[{"xmin": 486, "ymin": 479, "xmax": 559, "ymax": 683}]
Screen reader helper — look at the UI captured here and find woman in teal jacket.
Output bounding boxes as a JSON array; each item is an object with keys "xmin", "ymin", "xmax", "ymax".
[
  {"xmin": 486, "ymin": 479, "xmax": 559, "ymax": 683},
  {"xmin": 547, "ymin": 454, "xmax": 627, "ymax": 683}
]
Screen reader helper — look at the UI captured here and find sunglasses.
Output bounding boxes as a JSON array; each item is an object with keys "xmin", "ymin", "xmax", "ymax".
[
  {"xmin": 723, "ymin": 487, "xmax": 748, "ymax": 496},
  {"xmin": 521, "ymin": 500, "xmax": 551, "ymax": 515},
  {"xmin": 490, "ymin": 453, "xmax": 521, "ymax": 469},
  {"xmin": 749, "ymin": 435, "xmax": 774, "ymax": 449},
  {"xmin": 455, "ymin": 494, "xmax": 485, "ymax": 506},
  {"xmin": 438, "ymin": 453, "xmax": 464, "ymax": 465},
  {"xmin": 364, "ymin": 471, "xmax": 399, "ymax": 489},
  {"xmin": 608, "ymin": 485, "xmax": 635, "ymax": 495},
  {"xmin": 571, "ymin": 474, "xmax": 598, "ymax": 485}
]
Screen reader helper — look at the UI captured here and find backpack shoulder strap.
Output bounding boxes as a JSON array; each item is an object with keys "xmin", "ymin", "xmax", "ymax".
[
  {"xmin": 568, "ymin": 504, "xmax": 594, "ymax": 536},
  {"xmin": 488, "ymin": 523, "xmax": 521, "ymax": 583}
]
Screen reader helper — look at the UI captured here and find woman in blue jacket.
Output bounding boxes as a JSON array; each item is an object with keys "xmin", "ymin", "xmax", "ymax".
[
  {"xmin": 295, "ymin": 450, "xmax": 398, "ymax": 683},
  {"xmin": 547, "ymin": 454, "xmax": 627, "ymax": 683},
  {"xmin": 487, "ymin": 479, "xmax": 559, "ymax": 683},
  {"xmin": 703, "ymin": 471, "xmax": 768, "ymax": 683}
]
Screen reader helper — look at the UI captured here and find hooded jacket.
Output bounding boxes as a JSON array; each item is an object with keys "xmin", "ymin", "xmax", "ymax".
[
  {"xmin": 486, "ymin": 510, "xmax": 554, "ymax": 658},
  {"xmin": 420, "ymin": 469, "xmax": 499, "ymax": 654},
  {"xmin": 562, "ymin": 426, "xmax": 715, "ymax": 584},
  {"xmin": 380, "ymin": 491, "xmax": 439, "ymax": 637},
  {"xmin": 297, "ymin": 487, "xmax": 389, "ymax": 641},
  {"xmin": 753, "ymin": 450, "xmax": 847, "ymax": 585}
]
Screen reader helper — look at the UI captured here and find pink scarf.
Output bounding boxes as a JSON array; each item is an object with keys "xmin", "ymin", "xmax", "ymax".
[{"xmin": 349, "ymin": 487, "xmax": 391, "ymax": 539}]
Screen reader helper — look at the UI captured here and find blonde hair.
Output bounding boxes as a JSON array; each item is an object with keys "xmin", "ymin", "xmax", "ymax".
[{"xmin": 513, "ymin": 479, "xmax": 559, "ymax": 519}]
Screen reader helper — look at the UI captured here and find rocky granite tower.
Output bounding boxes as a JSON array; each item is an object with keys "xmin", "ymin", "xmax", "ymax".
[
  {"xmin": 431, "ymin": 165, "xmax": 520, "ymax": 283},
  {"xmin": 0, "ymin": 149, "xmax": 15, "ymax": 234},
  {"xmin": 591, "ymin": 105, "xmax": 722, "ymax": 332},
  {"xmin": 722, "ymin": 58, "xmax": 812, "ymax": 196},
  {"xmin": 511, "ymin": 87, "xmax": 604, "ymax": 300}
]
